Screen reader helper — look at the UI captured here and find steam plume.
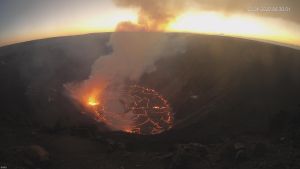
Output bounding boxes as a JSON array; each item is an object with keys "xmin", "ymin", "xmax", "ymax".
[
  {"xmin": 66, "ymin": 0, "xmax": 186, "ymax": 131},
  {"xmin": 114, "ymin": 0, "xmax": 187, "ymax": 31}
]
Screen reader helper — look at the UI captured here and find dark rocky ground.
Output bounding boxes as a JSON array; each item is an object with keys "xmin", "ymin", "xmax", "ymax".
[{"xmin": 0, "ymin": 33, "xmax": 300, "ymax": 169}]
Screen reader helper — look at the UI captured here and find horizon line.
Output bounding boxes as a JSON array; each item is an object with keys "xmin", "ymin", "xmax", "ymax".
[{"xmin": 1, "ymin": 31, "xmax": 299, "ymax": 51}]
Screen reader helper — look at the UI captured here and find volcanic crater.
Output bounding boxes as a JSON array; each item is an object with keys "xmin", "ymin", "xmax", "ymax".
[{"xmin": 1, "ymin": 33, "xmax": 300, "ymax": 169}]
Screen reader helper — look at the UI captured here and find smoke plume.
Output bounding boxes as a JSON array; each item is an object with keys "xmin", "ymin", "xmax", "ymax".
[
  {"xmin": 114, "ymin": 0, "xmax": 187, "ymax": 31},
  {"xmin": 66, "ymin": 0, "xmax": 187, "ymax": 131}
]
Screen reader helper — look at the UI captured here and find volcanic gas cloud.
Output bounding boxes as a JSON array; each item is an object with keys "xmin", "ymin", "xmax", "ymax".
[{"xmin": 65, "ymin": 0, "xmax": 186, "ymax": 135}]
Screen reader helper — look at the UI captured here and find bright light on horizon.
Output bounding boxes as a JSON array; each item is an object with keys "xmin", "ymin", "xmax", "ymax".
[
  {"xmin": 167, "ymin": 11, "xmax": 300, "ymax": 47},
  {"xmin": 1, "ymin": 9, "xmax": 300, "ymax": 48}
]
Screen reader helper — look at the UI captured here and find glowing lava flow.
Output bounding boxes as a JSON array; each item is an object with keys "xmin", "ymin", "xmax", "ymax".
[
  {"xmin": 121, "ymin": 85, "xmax": 173, "ymax": 134},
  {"xmin": 86, "ymin": 95, "xmax": 108, "ymax": 125},
  {"xmin": 88, "ymin": 96, "xmax": 99, "ymax": 106},
  {"xmin": 85, "ymin": 85, "xmax": 174, "ymax": 135}
]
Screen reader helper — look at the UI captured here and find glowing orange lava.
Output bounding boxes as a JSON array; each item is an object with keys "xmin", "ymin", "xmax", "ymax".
[
  {"xmin": 122, "ymin": 85, "xmax": 173, "ymax": 135},
  {"xmin": 84, "ymin": 85, "xmax": 174, "ymax": 135},
  {"xmin": 87, "ymin": 96, "xmax": 99, "ymax": 106}
]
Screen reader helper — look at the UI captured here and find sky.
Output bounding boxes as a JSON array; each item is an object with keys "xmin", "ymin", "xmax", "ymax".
[{"xmin": 0, "ymin": 0, "xmax": 300, "ymax": 47}]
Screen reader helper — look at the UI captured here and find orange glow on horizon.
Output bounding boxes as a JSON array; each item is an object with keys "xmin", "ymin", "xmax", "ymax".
[
  {"xmin": 1, "ymin": 9, "xmax": 300, "ymax": 48},
  {"xmin": 167, "ymin": 11, "xmax": 300, "ymax": 47}
]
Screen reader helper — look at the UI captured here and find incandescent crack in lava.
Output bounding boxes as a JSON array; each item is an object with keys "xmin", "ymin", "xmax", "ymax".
[{"xmin": 87, "ymin": 85, "xmax": 173, "ymax": 135}]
